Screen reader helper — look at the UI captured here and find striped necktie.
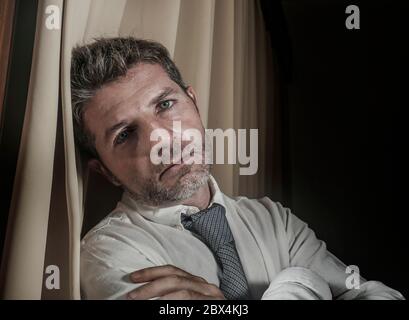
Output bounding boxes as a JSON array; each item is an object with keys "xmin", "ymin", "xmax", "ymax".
[{"xmin": 181, "ymin": 203, "xmax": 250, "ymax": 300}]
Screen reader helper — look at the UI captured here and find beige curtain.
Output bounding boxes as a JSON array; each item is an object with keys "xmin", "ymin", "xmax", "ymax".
[
  {"xmin": 0, "ymin": 0, "xmax": 15, "ymax": 119},
  {"xmin": 1, "ymin": 0, "xmax": 276, "ymax": 299}
]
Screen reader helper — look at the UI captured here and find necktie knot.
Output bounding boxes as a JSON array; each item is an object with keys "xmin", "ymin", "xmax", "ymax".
[{"xmin": 181, "ymin": 203, "xmax": 234, "ymax": 252}]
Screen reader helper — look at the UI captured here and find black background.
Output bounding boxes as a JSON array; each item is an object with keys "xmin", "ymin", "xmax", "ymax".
[{"xmin": 261, "ymin": 0, "xmax": 408, "ymax": 297}]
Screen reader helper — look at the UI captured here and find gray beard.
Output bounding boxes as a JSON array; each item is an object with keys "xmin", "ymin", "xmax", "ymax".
[
  {"xmin": 125, "ymin": 164, "xmax": 211, "ymax": 207},
  {"xmin": 125, "ymin": 134, "xmax": 213, "ymax": 206}
]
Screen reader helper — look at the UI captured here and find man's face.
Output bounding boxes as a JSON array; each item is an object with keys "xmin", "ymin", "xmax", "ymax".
[{"xmin": 83, "ymin": 63, "xmax": 210, "ymax": 205}]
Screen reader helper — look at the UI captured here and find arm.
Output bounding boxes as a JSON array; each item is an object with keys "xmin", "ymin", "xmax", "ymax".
[
  {"xmin": 81, "ymin": 236, "xmax": 155, "ymax": 299},
  {"xmin": 261, "ymin": 267, "xmax": 332, "ymax": 300},
  {"xmin": 81, "ymin": 234, "xmax": 224, "ymax": 300},
  {"xmin": 276, "ymin": 202, "xmax": 404, "ymax": 300}
]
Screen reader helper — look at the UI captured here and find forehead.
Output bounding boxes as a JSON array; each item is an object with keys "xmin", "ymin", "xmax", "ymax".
[
  {"xmin": 88, "ymin": 62, "xmax": 175, "ymax": 113},
  {"xmin": 82, "ymin": 62, "xmax": 182, "ymax": 149},
  {"xmin": 83, "ymin": 62, "xmax": 179, "ymax": 131}
]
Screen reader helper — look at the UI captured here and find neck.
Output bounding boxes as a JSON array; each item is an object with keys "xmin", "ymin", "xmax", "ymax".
[{"xmin": 181, "ymin": 181, "xmax": 211, "ymax": 210}]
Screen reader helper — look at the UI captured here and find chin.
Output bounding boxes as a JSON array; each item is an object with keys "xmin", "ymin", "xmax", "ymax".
[
  {"xmin": 126, "ymin": 165, "xmax": 210, "ymax": 205},
  {"xmin": 170, "ymin": 167, "xmax": 210, "ymax": 199}
]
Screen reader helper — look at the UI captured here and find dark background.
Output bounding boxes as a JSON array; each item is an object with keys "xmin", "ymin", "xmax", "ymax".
[
  {"xmin": 261, "ymin": 0, "xmax": 408, "ymax": 297},
  {"xmin": 0, "ymin": 0, "xmax": 407, "ymax": 298}
]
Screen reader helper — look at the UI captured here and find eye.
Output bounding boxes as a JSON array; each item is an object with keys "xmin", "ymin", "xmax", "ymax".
[
  {"xmin": 157, "ymin": 100, "xmax": 175, "ymax": 112},
  {"xmin": 115, "ymin": 129, "xmax": 130, "ymax": 145}
]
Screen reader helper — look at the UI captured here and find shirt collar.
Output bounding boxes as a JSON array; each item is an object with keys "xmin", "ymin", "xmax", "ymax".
[{"xmin": 119, "ymin": 175, "xmax": 226, "ymax": 228}]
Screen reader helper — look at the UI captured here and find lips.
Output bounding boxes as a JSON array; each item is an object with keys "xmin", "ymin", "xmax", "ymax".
[{"xmin": 159, "ymin": 162, "xmax": 186, "ymax": 180}]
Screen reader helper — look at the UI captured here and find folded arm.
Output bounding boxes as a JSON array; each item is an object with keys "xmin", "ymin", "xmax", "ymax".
[{"xmin": 263, "ymin": 200, "xmax": 404, "ymax": 300}]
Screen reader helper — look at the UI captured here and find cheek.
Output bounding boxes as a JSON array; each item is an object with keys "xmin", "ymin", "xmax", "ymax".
[
  {"xmin": 104, "ymin": 155, "xmax": 151, "ymax": 182},
  {"xmin": 97, "ymin": 153, "xmax": 147, "ymax": 180},
  {"xmin": 179, "ymin": 105, "xmax": 203, "ymax": 128}
]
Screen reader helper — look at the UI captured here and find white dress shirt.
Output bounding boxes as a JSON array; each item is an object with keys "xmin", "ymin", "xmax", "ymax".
[{"xmin": 80, "ymin": 176, "xmax": 404, "ymax": 300}]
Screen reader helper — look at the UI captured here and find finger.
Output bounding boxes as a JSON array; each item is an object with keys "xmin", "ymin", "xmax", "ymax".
[
  {"xmin": 127, "ymin": 275, "xmax": 220, "ymax": 299},
  {"xmin": 130, "ymin": 265, "xmax": 207, "ymax": 283},
  {"xmin": 127, "ymin": 275, "xmax": 223, "ymax": 300},
  {"xmin": 159, "ymin": 289, "xmax": 225, "ymax": 300}
]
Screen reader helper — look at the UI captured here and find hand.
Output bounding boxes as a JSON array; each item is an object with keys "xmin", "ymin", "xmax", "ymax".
[{"xmin": 127, "ymin": 264, "xmax": 225, "ymax": 300}]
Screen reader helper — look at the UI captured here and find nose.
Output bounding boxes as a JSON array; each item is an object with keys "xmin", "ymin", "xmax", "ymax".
[
  {"xmin": 142, "ymin": 119, "xmax": 194, "ymax": 165},
  {"xmin": 138, "ymin": 118, "xmax": 175, "ymax": 157}
]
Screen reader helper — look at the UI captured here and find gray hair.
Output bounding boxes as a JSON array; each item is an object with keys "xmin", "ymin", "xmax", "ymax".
[{"xmin": 70, "ymin": 37, "xmax": 187, "ymax": 158}]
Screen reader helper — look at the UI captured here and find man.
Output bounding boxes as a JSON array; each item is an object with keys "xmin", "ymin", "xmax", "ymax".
[{"xmin": 72, "ymin": 37, "xmax": 403, "ymax": 300}]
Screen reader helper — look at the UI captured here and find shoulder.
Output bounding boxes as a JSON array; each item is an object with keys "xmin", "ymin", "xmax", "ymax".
[
  {"xmin": 80, "ymin": 207, "xmax": 157, "ymax": 264},
  {"xmin": 223, "ymin": 194, "xmax": 291, "ymax": 236},
  {"xmin": 228, "ymin": 194, "xmax": 288, "ymax": 222},
  {"xmin": 82, "ymin": 209, "xmax": 133, "ymax": 247}
]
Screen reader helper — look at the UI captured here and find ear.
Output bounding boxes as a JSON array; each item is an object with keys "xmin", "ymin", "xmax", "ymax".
[
  {"xmin": 88, "ymin": 158, "xmax": 121, "ymax": 187},
  {"xmin": 186, "ymin": 86, "xmax": 198, "ymax": 105}
]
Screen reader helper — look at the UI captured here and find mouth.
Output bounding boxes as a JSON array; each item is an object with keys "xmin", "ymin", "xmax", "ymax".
[{"xmin": 159, "ymin": 162, "xmax": 187, "ymax": 180}]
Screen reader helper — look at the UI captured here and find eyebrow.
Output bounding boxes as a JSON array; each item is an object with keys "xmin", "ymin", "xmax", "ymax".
[
  {"xmin": 150, "ymin": 86, "xmax": 177, "ymax": 106},
  {"xmin": 103, "ymin": 87, "xmax": 178, "ymax": 143}
]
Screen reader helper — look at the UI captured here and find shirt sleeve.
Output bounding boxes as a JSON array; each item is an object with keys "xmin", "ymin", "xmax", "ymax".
[
  {"xmin": 261, "ymin": 267, "xmax": 332, "ymax": 300},
  {"xmin": 275, "ymin": 202, "xmax": 405, "ymax": 300},
  {"xmin": 80, "ymin": 233, "xmax": 157, "ymax": 300}
]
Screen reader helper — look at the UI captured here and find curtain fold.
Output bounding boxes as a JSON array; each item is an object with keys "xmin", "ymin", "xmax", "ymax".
[
  {"xmin": 61, "ymin": 0, "xmax": 88, "ymax": 300},
  {"xmin": 1, "ymin": 0, "xmax": 277, "ymax": 299},
  {"xmin": 0, "ymin": 0, "xmax": 15, "ymax": 119},
  {"xmin": 1, "ymin": 0, "xmax": 63, "ymax": 299}
]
